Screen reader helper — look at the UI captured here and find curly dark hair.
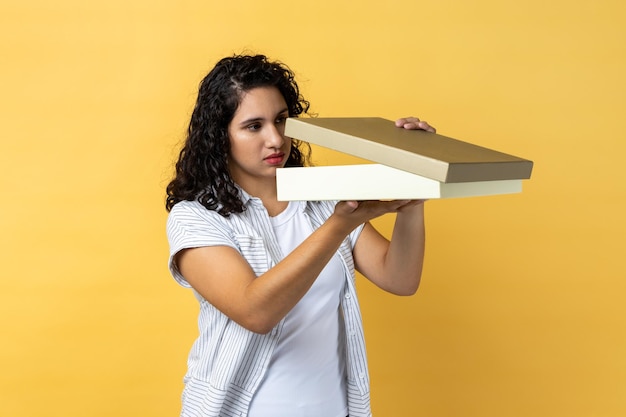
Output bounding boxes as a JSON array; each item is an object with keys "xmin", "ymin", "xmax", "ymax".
[{"xmin": 165, "ymin": 54, "xmax": 311, "ymax": 215}]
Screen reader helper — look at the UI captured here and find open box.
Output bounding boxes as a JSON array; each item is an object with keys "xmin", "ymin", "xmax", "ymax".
[{"xmin": 277, "ymin": 117, "xmax": 533, "ymax": 201}]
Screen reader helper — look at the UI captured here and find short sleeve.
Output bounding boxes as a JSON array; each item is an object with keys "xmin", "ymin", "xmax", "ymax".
[{"xmin": 166, "ymin": 200, "xmax": 238, "ymax": 287}]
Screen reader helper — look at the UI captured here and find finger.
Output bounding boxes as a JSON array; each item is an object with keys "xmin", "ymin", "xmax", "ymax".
[
  {"xmin": 396, "ymin": 117, "xmax": 437, "ymax": 132},
  {"xmin": 417, "ymin": 121, "xmax": 436, "ymax": 133},
  {"xmin": 403, "ymin": 199, "xmax": 428, "ymax": 207},
  {"xmin": 336, "ymin": 200, "xmax": 359, "ymax": 214},
  {"xmin": 376, "ymin": 199, "xmax": 412, "ymax": 211},
  {"xmin": 394, "ymin": 199, "xmax": 427, "ymax": 213},
  {"xmin": 395, "ymin": 117, "xmax": 420, "ymax": 129}
]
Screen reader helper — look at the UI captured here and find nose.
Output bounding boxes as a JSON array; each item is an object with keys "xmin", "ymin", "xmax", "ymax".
[{"xmin": 265, "ymin": 124, "xmax": 285, "ymax": 149}]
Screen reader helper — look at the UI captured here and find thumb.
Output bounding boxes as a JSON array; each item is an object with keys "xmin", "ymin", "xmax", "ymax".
[{"xmin": 337, "ymin": 200, "xmax": 359, "ymax": 214}]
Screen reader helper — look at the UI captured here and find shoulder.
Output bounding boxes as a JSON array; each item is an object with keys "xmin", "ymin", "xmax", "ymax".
[
  {"xmin": 166, "ymin": 200, "xmax": 231, "ymax": 241},
  {"xmin": 168, "ymin": 200, "xmax": 221, "ymax": 223}
]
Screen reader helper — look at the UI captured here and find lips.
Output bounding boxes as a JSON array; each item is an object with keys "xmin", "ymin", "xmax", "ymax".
[{"xmin": 264, "ymin": 152, "xmax": 285, "ymax": 165}]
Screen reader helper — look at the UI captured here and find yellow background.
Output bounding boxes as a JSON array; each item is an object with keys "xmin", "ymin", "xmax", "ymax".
[{"xmin": 2, "ymin": 0, "xmax": 625, "ymax": 416}]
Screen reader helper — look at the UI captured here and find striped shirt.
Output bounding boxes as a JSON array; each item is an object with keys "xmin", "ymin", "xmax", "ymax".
[{"xmin": 166, "ymin": 191, "xmax": 371, "ymax": 417}]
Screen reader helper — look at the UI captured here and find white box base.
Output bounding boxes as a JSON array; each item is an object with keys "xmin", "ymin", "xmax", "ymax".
[{"xmin": 276, "ymin": 164, "xmax": 522, "ymax": 201}]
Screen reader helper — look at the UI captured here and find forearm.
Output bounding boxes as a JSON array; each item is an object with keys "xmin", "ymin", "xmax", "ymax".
[
  {"xmin": 382, "ymin": 204, "xmax": 426, "ymax": 295},
  {"xmin": 242, "ymin": 215, "xmax": 353, "ymax": 332}
]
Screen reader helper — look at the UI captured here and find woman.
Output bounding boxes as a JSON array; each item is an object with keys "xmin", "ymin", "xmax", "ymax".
[{"xmin": 166, "ymin": 54, "xmax": 435, "ymax": 417}]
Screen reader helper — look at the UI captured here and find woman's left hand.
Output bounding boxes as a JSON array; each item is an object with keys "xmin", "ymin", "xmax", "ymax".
[{"xmin": 395, "ymin": 116, "xmax": 436, "ymax": 133}]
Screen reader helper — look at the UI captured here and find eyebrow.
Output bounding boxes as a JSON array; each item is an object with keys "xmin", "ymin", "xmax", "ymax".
[{"xmin": 237, "ymin": 108, "xmax": 289, "ymax": 126}]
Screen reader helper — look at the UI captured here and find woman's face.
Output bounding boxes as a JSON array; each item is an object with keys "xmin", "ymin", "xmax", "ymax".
[{"xmin": 227, "ymin": 86, "xmax": 291, "ymax": 191}]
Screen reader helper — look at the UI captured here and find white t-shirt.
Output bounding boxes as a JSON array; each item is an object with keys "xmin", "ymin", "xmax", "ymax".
[{"xmin": 247, "ymin": 201, "xmax": 348, "ymax": 417}]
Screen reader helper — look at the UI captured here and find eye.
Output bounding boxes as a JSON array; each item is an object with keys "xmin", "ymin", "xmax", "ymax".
[
  {"xmin": 275, "ymin": 115, "xmax": 287, "ymax": 125},
  {"xmin": 247, "ymin": 123, "xmax": 261, "ymax": 131}
]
